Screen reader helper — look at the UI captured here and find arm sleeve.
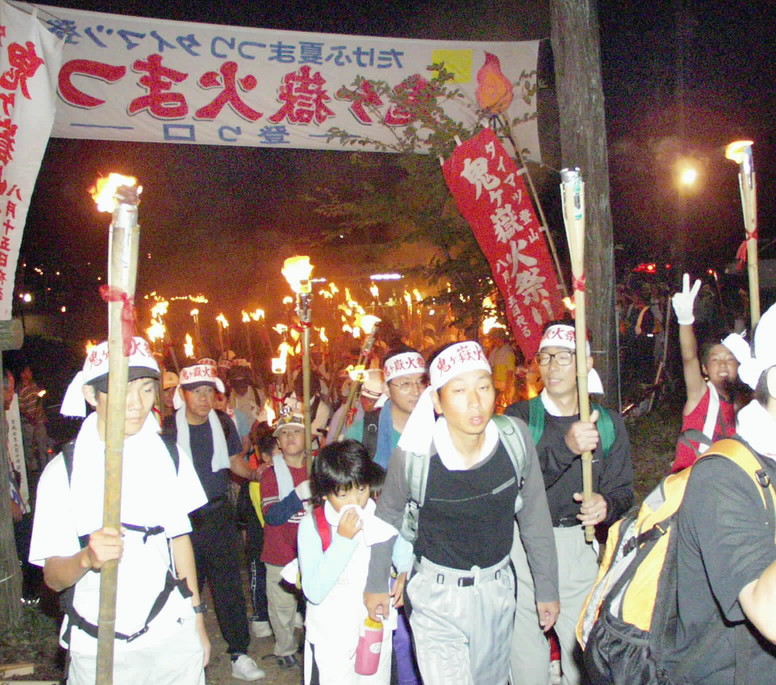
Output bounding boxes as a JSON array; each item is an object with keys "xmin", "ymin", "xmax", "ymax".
[
  {"xmin": 365, "ymin": 447, "xmax": 408, "ymax": 593},
  {"xmin": 513, "ymin": 419, "xmax": 560, "ymax": 603},
  {"xmin": 298, "ymin": 513, "xmax": 359, "ymax": 604},
  {"xmin": 681, "ymin": 456, "xmax": 776, "ymax": 621},
  {"xmin": 597, "ymin": 410, "xmax": 635, "ymax": 525},
  {"xmin": 259, "ymin": 467, "xmax": 301, "ymax": 526}
]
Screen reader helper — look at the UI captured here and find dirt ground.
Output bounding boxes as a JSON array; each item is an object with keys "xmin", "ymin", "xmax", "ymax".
[{"xmin": 201, "ymin": 573, "xmax": 303, "ymax": 685}]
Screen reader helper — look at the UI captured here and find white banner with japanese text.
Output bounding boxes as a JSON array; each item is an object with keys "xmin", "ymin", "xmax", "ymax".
[
  {"xmin": 21, "ymin": 3, "xmax": 541, "ymax": 157},
  {"xmin": 0, "ymin": 0, "xmax": 62, "ymax": 319},
  {"xmin": 442, "ymin": 127, "xmax": 562, "ymax": 359},
  {"xmin": 7, "ymin": 393, "xmax": 29, "ymax": 511}
]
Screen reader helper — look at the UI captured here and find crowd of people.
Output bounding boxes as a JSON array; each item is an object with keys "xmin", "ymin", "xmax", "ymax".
[{"xmin": 6, "ymin": 273, "xmax": 776, "ymax": 685}]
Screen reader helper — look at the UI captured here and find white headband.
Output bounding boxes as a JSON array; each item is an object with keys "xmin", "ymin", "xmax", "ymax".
[
  {"xmin": 398, "ymin": 342, "xmax": 491, "ymax": 454},
  {"xmin": 384, "ymin": 351, "xmax": 426, "ymax": 382},
  {"xmin": 538, "ymin": 324, "xmax": 604, "ymax": 395},
  {"xmin": 729, "ymin": 303, "xmax": 776, "ymax": 389},
  {"xmin": 179, "ymin": 364, "xmax": 226, "ymax": 393},
  {"xmin": 60, "ymin": 337, "xmax": 159, "ymax": 417}
]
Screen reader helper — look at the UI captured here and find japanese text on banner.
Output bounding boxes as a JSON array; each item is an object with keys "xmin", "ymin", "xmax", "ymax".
[{"xmin": 442, "ymin": 127, "xmax": 562, "ymax": 359}]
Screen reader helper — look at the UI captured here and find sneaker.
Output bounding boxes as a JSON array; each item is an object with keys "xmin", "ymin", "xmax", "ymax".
[
  {"xmin": 277, "ymin": 654, "xmax": 300, "ymax": 670},
  {"xmin": 231, "ymin": 654, "xmax": 265, "ymax": 681},
  {"xmin": 251, "ymin": 620, "xmax": 273, "ymax": 638},
  {"xmin": 294, "ymin": 611, "xmax": 304, "ymax": 629}
]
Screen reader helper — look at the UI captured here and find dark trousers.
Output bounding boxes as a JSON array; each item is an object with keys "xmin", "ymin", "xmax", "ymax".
[
  {"xmin": 245, "ymin": 515, "xmax": 269, "ymax": 622},
  {"xmin": 190, "ymin": 500, "xmax": 250, "ymax": 654}
]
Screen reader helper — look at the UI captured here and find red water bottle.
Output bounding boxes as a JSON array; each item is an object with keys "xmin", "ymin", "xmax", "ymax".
[{"xmin": 354, "ymin": 616, "xmax": 383, "ymax": 675}]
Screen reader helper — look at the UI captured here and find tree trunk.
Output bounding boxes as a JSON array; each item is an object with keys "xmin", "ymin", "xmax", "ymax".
[
  {"xmin": 551, "ymin": 0, "xmax": 619, "ymax": 402},
  {"xmin": 0, "ymin": 319, "xmax": 25, "ymax": 631}
]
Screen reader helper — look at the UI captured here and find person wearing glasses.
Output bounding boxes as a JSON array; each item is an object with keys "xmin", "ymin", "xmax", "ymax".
[
  {"xmin": 345, "ymin": 345, "xmax": 428, "ymax": 470},
  {"xmin": 505, "ymin": 322, "xmax": 634, "ymax": 685}
]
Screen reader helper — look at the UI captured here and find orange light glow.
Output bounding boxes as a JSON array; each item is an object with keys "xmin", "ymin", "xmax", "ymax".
[
  {"xmin": 216, "ymin": 313, "xmax": 229, "ymax": 328},
  {"xmin": 89, "ymin": 173, "xmax": 139, "ymax": 212},
  {"xmin": 184, "ymin": 333, "xmax": 194, "ymax": 358}
]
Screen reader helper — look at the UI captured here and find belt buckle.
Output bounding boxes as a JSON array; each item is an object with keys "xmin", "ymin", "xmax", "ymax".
[{"xmin": 457, "ymin": 576, "xmax": 475, "ymax": 587}]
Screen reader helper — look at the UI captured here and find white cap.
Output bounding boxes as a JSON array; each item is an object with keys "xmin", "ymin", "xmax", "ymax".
[
  {"xmin": 179, "ymin": 364, "xmax": 226, "ymax": 393},
  {"xmin": 60, "ymin": 337, "xmax": 160, "ymax": 417},
  {"xmin": 730, "ymin": 302, "xmax": 776, "ymax": 389}
]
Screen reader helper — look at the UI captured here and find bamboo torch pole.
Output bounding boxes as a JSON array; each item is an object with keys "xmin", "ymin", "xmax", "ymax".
[
  {"xmin": 330, "ymin": 316, "xmax": 381, "ymax": 443},
  {"xmin": 282, "ymin": 257, "xmax": 315, "ymax": 473},
  {"xmin": 725, "ymin": 141, "xmax": 760, "ymax": 328},
  {"xmin": 91, "ymin": 175, "xmax": 142, "ymax": 684},
  {"xmin": 560, "ymin": 168, "xmax": 595, "ymax": 543}
]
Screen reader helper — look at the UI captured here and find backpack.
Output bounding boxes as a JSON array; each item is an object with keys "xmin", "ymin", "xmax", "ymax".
[
  {"xmin": 361, "ymin": 408, "xmax": 381, "ymax": 459},
  {"xmin": 527, "ymin": 395, "xmax": 615, "ymax": 460},
  {"xmin": 576, "ymin": 437, "xmax": 776, "ymax": 685},
  {"xmin": 399, "ymin": 413, "xmax": 527, "ymax": 544},
  {"xmin": 59, "ymin": 435, "xmax": 189, "ymax": 645}
]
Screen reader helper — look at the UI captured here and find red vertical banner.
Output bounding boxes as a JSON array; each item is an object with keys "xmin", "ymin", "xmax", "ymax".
[{"xmin": 442, "ymin": 127, "xmax": 563, "ymax": 359}]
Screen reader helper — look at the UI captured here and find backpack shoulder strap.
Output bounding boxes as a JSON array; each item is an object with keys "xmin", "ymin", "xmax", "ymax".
[
  {"xmin": 313, "ymin": 506, "xmax": 332, "ymax": 551},
  {"xmin": 159, "ymin": 432, "xmax": 180, "ymax": 473},
  {"xmin": 491, "ymin": 413, "xmax": 526, "ymax": 482},
  {"xmin": 406, "ymin": 449, "xmax": 430, "ymax": 508},
  {"xmin": 362, "ymin": 408, "xmax": 381, "ymax": 459},
  {"xmin": 527, "ymin": 396, "xmax": 544, "ymax": 447},
  {"xmin": 703, "ymin": 438, "xmax": 776, "ymax": 524},
  {"xmin": 62, "ymin": 439, "xmax": 76, "ymax": 485},
  {"xmin": 591, "ymin": 402, "xmax": 615, "ymax": 459}
]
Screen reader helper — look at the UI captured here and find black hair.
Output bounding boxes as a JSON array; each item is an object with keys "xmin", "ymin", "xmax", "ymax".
[
  {"xmin": 311, "ymin": 439, "xmax": 384, "ymax": 507},
  {"xmin": 256, "ymin": 433, "xmax": 277, "ymax": 457}
]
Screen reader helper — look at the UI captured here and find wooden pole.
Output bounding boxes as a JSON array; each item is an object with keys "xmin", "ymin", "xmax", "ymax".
[
  {"xmin": 497, "ymin": 115, "xmax": 570, "ymax": 300},
  {"xmin": 330, "ymin": 324, "xmax": 381, "ymax": 443},
  {"xmin": 560, "ymin": 169, "xmax": 594, "ymax": 543},
  {"xmin": 297, "ymin": 293, "xmax": 313, "ymax": 473},
  {"xmin": 96, "ymin": 184, "xmax": 141, "ymax": 685},
  {"xmin": 739, "ymin": 159, "xmax": 760, "ymax": 328}
]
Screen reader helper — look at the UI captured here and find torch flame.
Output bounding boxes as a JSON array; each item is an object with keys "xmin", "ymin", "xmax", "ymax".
[
  {"xmin": 242, "ymin": 311, "xmax": 250, "ymax": 323},
  {"xmin": 475, "ymin": 52, "xmax": 514, "ymax": 115},
  {"xmin": 263, "ymin": 398, "xmax": 276, "ymax": 426},
  {"xmin": 369, "ymin": 283, "xmax": 379, "ymax": 299},
  {"xmin": 319, "ymin": 327, "xmax": 328, "ymax": 343},
  {"xmin": 190, "ymin": 308, "xmax": 199, "ymax": 318},
  {"xmin": 346, "ymin": 365, "xmax": 368, "ymax": 383},
  {"xmin": 146, "ymin": 319, "xmax": 165, "ymax": 342},
  {"xmin": 329, "ymin": 282, "xmax": 339, "ymax": 295},
  {"xmin": 250, "ymin": 309, "xmax": 265, "ymax": 322},
  {"xmin": 85, "ymin": 340, "xmax": 96, "ymax": 354},
  {"xmin": 282, "ymin": 296, "xmax": 293, "ymax": 305},
  {"xmin": 356, "ymin": 314, "xmax": 381, "ymax": 335},
  {"xmin": 151, "ymin": 300, "xmax": 169, "ymax": 318},
  {"xmin": 725, "ymin": 140, "xmax": 754, "ymax": 165},
  {"xmin": 282, "ymin": 255, "xmax": 314, "ymax": 294},
  {"xmin": 272, "ymin": 323, "xmax": 288, "ymax": 335},
  {"xmin": 413, "ymin": 288, "xmax": 423, "ymax": 302},
  {"xmin": 89, "ymin": 173, "xmax": 139, "ymax": 212},
  {"xmin": 184, "ymin": 333, "xmax": 194, "ymax": 358},
  {"xmin": 216, "ymin": 313, "xmax": 229, "ymax": 328}
]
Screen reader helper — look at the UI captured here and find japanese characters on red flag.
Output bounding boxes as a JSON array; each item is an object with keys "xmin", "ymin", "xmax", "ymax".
[
  {"xmin": 16, "ymin": 3, "xmax": 541, "ymax": 156},
  {"xmin": 442, "ymin": 127, "xmax": 562, "ymax": 359},
  {"xmin": 0, "ymin": 1, "xmax": 62, "ymax": 319}
]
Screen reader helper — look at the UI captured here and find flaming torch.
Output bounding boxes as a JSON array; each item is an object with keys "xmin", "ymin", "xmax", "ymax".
[
  {"xmin": 89, "ymin": 172, "xmax": 141, "ymax": 682},
  {"xmin": 560, "ymin": 168, "xmax": 594, "ymax": 543},
  {"xmin": 725, "ymin": 140, "xmax": 760, "ymax": 327},
  {"xmin": 216, "ymin": 313, "xmax": 230, "ymax": 357},
  {"xmin": 330, "ymin": 314, "xmax": 381, "ymax": 442},
  {"xmin": 184, "ymin": 333, "xmax": 194, "ymax": 359},
  {"xmin": 190, "ymin": 308, "xmax": 202, "ymax": 357},
  {"xmin": 282, "ymin": 256, "xmax": 315, "ymax": 472}
]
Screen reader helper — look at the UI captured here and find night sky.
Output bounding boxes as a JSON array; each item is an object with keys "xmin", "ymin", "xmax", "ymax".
[{"xmin": 18, "ymin": 0, "xmax": 776, "ymax": 341}]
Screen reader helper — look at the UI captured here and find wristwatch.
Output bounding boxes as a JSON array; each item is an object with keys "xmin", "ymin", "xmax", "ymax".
[{"xmin": 192, "ymin": 602, "xmax": 208, "ymax": 615}]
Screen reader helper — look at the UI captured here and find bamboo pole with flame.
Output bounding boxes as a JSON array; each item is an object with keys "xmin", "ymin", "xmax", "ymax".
[
  {"xmin": 560, "ymin": 168, "xmax": 595, "ymax": 543},
  {"xmin": 330, "ymin": 315, "xmax": 381, "ymax": 443},
  {"xmin": 282, "ymin": 256, "xmax": 315, "ymax": 472},
  {"xmin": 90, "ymin": 173, "xmax": 141, "ymax": 684},
  {"xmin": 725, "ymin": 141, "xmax": 760, "ymax": 328}
]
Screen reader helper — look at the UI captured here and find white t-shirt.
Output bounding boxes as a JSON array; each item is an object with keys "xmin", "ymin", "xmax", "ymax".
[{"xmin": 29, "ymin": 413, "xmax": 207, "ymax": 654}]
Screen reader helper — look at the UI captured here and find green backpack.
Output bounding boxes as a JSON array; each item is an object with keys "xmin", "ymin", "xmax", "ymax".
[{"xmin": 527, "ymin": 395, "xmax": 615, "ymax": 459}]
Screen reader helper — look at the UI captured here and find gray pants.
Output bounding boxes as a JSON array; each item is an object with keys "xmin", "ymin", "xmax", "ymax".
[
  {"xmin": 510, "ymin": 526, "xmax": 598, "ymax": 685},
  {"xmin": 407, "ymin": 556, "xmax": 515, "ymax": 685}
]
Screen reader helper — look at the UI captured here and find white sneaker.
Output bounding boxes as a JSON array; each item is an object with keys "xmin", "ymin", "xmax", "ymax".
[
  {"xmin": 251, "ymin": 620, "xmax": 273, "ymax": 638},
  {"xmin": 294, "ymin": 611, "xmax": 304, "ymax": 629},
  {"xmin": 231, "ymin": 654, "xmax": 265, "ymax": 681}
]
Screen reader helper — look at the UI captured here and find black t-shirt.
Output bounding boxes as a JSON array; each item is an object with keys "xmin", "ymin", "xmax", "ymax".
[
  {"xmin": 415, "ymin": 441, "xmax": 518, "ymax": 570},
  {"xmin": 672, "ymin": 452, "xmax": 776, "ymax": 684},
  {"xmin": 162, "ymin": 410, "xmax": 242, "ymax": 501}
]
